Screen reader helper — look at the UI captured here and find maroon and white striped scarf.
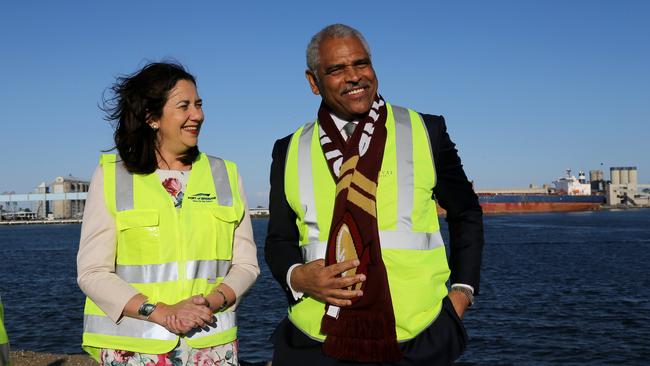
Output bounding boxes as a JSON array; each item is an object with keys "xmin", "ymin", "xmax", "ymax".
[{"xmin": 318, "ymin": 94, "xmax": 402, "ymax": 362}]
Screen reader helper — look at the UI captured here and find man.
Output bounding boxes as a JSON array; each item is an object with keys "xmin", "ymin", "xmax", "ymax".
[{"xmin": 265, "ymin": 24, "xmax": 484, "ymax": 365}]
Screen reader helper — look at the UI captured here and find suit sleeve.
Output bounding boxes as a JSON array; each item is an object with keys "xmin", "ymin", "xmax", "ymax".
[
  {"xmin": 423, "ymin": 114, "xmax": 485, "ymax": 295},
  {"xmin": 264, "ymin": 135, "xmax": 304, "ymax": 304}
]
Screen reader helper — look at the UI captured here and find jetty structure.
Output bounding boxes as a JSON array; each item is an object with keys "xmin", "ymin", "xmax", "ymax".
[{"xmin": 1, "ymin": 175, "xmax": 88, "ymax": 223}]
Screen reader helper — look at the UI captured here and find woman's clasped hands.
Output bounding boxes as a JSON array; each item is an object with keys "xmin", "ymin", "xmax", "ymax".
[{"xmin": 152, "ymin": 295, "xmax": 215, "ymax": 335}]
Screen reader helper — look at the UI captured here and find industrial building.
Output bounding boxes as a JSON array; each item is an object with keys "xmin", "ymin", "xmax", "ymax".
[
  {"xmin": 34, "ymin": 182, "xmax": 49, "ymax": 218},
  {"xmin": 51, "ymin": 175, "xmax": 89, "ymax": 219},
  {"xmin": 607, "ymin": 167, "xmax": 650, "ymax": 206},
  {"xmin": 19, "ymin": 175, "xmax": 90, "ymax": 219}
]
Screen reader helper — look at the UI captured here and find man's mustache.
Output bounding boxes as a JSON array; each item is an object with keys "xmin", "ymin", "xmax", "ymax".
[{"xmin": 341, "ymin": 83, "xmax": 370, "ymax": 94}]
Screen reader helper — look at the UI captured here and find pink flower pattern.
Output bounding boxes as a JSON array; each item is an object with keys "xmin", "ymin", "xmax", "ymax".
[
  {"xmin": 162, "ymin": 177, "xmax": 184, "ymax": 208},
  {"xmin": 100, "ymin": 340, "xmax": 237, "ymax": 366}
]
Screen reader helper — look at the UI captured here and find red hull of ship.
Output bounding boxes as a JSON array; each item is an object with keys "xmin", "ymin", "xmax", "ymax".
[
  {"xmin": 437, "ymin": 202, "xmax": 601, "ymax": 215},
  {"xmin": 479, "ymin": 202, "xmax": 601, "ymax": 214}
]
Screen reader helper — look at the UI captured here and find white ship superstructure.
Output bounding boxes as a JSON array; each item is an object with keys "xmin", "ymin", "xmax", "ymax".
[{"xmin": 553, "ymin": 169, "xmax": 591, "ymax": 196}]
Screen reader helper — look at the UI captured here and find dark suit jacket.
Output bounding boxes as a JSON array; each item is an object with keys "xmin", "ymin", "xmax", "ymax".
[{"xmin": 264, "ymin": 113, "xmax": 484, "ymax": 305}]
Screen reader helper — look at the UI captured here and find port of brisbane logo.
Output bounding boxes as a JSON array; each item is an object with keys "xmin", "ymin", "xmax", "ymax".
[{"xmin": 187, "ymin": 193, "xmax": 216, "ymax": 203}]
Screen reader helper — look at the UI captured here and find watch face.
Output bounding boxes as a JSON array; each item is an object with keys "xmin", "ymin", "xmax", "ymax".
[{"xmin": 139, "ymin": 303, "xmax": 156, "ymax": 316}]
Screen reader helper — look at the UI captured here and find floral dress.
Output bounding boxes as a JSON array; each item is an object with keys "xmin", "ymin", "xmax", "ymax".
[
  {"xmin": 100, "ymin": 339, "xmax": 238, "ymax": 366},
  {"xmin": 102, "ymin": 170, "xmax": 238, "ymax": 366}
]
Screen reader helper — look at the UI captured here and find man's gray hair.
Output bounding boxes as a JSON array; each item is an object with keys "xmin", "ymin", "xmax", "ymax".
[{"xmin": 306, "ymin": 24, "xmax": 372, "ymax": 75}]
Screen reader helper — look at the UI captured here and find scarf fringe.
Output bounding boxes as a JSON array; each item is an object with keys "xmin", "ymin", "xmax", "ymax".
[{"xmin": 321, "ymin": 310, "xmax": 402, "ymax": 362}]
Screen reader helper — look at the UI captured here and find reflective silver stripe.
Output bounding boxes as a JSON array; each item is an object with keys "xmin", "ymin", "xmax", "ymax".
[
  {"xmin": 301, "ymin": 230, "xmax": 443, "ymax": 262},
  {"xmin": 115, "ymin": 161, "xmax": 134, "ymax": 212},
  {"xmin": 116, "ymin": 262, "xmax": 178, "ymax": 283},
  {"xmin": 115, "ymin": 260, "xmax": 231, "ymax": 283},
  {"xmin": 208, "ymin": 156, "xmax": 233, "ymax": 207},
  {"xmin": 84, "ymin": 314, "xmax": 176, "ymax": 340},
  {"xmin": 185, "ymin": 311, "xmax": 237, "ymax": 340},
  {"xmin": 378, "ymin": 230, "xmax": 444, "ymax": 250},
  {"xmin": 186, "ymin": 260, "xmax": 231, "ymax": 281},
  {"xmin": 392, "ymin": 106, "xmax": 414, "ymax": 232},
  {"xmin": 297, "ymin": 123, "xmax": 320, "ymax": 244},
  {"xmin": 301, "ymin": 241, "xmax": 327, "ymax": 262}
]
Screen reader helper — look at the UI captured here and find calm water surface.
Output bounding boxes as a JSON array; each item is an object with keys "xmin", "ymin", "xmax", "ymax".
[{"xmin": 0, "ymin": 209, "xmax": 649, "ymax": 365}]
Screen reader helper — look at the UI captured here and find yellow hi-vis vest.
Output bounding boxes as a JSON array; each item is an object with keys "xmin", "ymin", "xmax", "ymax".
[
  {"xmin": 285, "ymin": 104, "xmax": 450, "ymax": 342},
  {"xmin": 0, "ymin": 295, "xmax": 10, "ymax": 366},
  {"xmin": 82, "ymin": 153, "xmax": 244, "ymax": 359}
]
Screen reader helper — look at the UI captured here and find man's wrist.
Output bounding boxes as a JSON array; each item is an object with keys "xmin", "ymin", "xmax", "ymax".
[
  {"xmin": 450, "ymin": 284, "xmax": 475, "ymax": 306},
  {"xmin": 287, "ymin": 263, "xmax": 304, "ymax": 300}
]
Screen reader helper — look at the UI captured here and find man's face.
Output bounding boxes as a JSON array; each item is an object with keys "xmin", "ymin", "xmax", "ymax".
[{"xmin": 307, "ymin": 36, "xmax": 378, "ymax": 121}]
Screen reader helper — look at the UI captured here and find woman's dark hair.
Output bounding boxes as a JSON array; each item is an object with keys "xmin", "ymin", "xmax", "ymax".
[{"xmin": 103, "ymin": 61, "xmax": 199, "ymax": 174}]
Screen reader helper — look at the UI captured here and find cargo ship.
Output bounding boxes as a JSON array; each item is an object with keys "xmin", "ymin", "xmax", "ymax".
[
  {"xmin": 473, "ymin": 170, "xmax": 606, "ymax": 214},
  {"xmin": 476, "ymin": 193, "xmax": 605, "ymax": 214}
]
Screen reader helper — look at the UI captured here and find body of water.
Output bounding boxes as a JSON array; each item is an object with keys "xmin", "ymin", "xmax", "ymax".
[{"xmin": 1, "ymin": 210, "xmax": 649, "ymax": 365}]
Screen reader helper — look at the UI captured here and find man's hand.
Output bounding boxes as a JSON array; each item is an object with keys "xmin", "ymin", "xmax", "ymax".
[
  {"xmin": 291, "ymin": 259, "xmax": 365, "ymax": 306},
  {"xmin": 448, "ymin": 291, "xmax": 471, "ymax": 319}
]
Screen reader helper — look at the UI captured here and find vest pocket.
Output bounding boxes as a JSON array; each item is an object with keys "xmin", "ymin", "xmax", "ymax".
[
  {"xmin": 115, "ymin": 210, "xmax": 161, "ymax": 264},
  {"xmin": 211, "ymin": 206, "xmax": 239, "ymax": 223},
  {"xmin": 211, "ymin": 208, "xmax": 237, "ymax": 260},
  {"xmin": 184, "ymin": 207, "xmax": 237, "ymax": 260}
]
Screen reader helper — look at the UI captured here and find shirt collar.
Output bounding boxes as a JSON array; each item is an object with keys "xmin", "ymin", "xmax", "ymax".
[{"xmin": 330, "ymin": 113, "xmax": 358, "ymax": 140}]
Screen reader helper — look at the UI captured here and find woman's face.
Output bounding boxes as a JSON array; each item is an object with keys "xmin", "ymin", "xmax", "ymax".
[{"xmin": 152, "ymin": 79, "xmax": 204, "ymax": 156}]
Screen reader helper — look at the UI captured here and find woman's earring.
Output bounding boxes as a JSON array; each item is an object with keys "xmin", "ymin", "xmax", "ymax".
[{"xmin": 151, "ymin": 124, "xmax": 159, "ymax": 131}]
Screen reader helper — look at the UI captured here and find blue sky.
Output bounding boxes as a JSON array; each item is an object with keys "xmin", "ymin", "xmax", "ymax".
[{"xmin": 1, "ymin": 1, "xmax": 648, "ymax": 207}]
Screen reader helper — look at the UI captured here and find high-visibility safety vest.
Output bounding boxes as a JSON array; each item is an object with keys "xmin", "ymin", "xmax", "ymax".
[
  {"xmin": 0, "ymin": 295, "xmax": 10, "ymax": 366},
  {"xmin": 82, "ymin": 153, "xmax": 244, "ymax": 359},
  {"xmin": 285, "ymin": 104, "xmax": 450, "ymax": 342}
]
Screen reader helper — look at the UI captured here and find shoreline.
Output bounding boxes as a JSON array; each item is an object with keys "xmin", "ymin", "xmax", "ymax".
[
  {"xmin": 9, "ymin": 350, "xmax": 96, "ymax": 366},
  {"xmin": 0, "ymin": 216, "xmax": 270, "ymax": 226},
  {"xmin": 2, "ymin": 207, "xmax": 648, "ymax": 226},
  {"xmin": 0, "ymin": 219, "xmax": 82, "ymax": 226},
  {"xmin": 9, "ymin": 350, "xmax": 270, "ymax": 366}
]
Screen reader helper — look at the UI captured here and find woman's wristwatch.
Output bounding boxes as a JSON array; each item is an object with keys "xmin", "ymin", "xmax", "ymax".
[{"xmin": 138, "ymin": 302, "xmax": 157, "ymax": 319}]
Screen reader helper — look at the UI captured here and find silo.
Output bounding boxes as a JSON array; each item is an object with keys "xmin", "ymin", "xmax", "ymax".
[
  {"xmin": 590, "ymin": 170, "xmax": 603, "ymax": 182},
  {"xmin": 629, "ymin": 167, "xmax": 638, "ymax": 186},
  {"xmin": 610, "ymin": 168, "xmax": 620, "ymax": 185},
  {"xmin": 589, "ymin": 170, "xmax": 598, "ymax": 182},
  {"xmin": 620, "ymin": 168, "xmax": 629, "ymax": 185}
]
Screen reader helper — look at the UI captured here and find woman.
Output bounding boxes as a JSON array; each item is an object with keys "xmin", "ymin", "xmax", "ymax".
[
  {"xmin": 0, "ymin": 294, "xmax": 9, "ymax": 366},
  {"xmin": 77, "ymin": 62, "xmax": 259, "ymax": 365}
]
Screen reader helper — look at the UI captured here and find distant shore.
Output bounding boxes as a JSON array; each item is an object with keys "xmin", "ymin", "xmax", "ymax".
[
  {"xmin": 3, "ymin": 207, "xmax": 649, "ymax": 226},
  {"xmin": 0, "ymin": 219, "xmax": 82, "ymax": 226},
  {"xmin": 0, "ymin": 216, "xmax": 269, "ymax": 226}
]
